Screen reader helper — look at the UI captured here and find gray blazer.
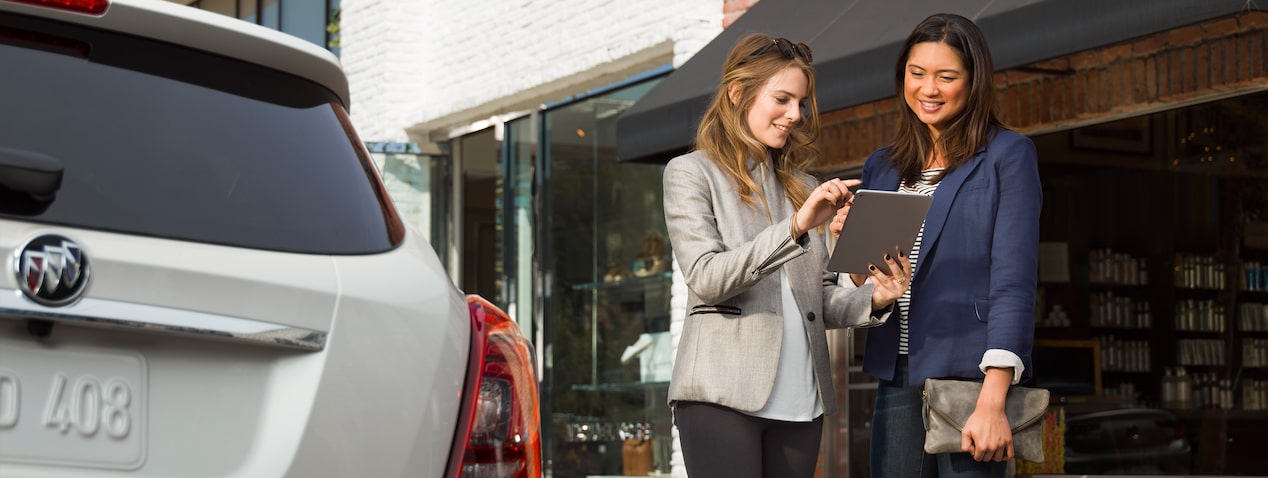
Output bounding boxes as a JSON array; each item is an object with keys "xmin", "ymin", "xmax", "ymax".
[{"xmin": 663, "ymin": 150, "xmax": 886, "ymax": 415}]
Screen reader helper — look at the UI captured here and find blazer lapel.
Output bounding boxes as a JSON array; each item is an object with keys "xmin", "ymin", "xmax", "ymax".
[
  {"xmin": 868, "ymin": 149, "xmax": 987, "ymax": 278},
  {"xmin": 916, "ymin": 151, "xmax": 986, "ymax": 277}
]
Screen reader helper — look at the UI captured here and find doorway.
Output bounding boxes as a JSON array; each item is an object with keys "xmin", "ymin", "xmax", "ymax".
[{"xmin": 459, "ymin": 127, "xmax": 499, "ymax": 301}]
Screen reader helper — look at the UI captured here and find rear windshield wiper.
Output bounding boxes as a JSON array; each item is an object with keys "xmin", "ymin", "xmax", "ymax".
[
  {"xmin": 0, "ymin": 146, "xmax": 63, "ymax": 215},
  {"xmin": 0, "ymin": 146, "xmax": 63, "ymax": 200}
]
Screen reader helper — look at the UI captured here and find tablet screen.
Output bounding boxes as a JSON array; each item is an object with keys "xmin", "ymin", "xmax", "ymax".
[{"xmin": 827, "ymin": 189, "xmax": 933, "ymax": 275}]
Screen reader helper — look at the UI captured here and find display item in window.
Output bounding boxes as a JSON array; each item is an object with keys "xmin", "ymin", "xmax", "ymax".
[
  {"xmin": 604, "ymin": 259, "xmax": 633, "ymax": 283},
  {"xmin": 620, "ymin": 422, "xmax": 655, "ymax": 476},
  {"xmin": 621, "ymin": 332, "xmax": 673, "ymax": 383},
  {"xmin": 632, "ymin": 233, "xmax": 668, "ymax": 277}
]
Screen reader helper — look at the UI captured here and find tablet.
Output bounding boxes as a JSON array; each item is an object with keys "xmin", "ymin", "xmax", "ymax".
[{"xmin": 827, "ymin": 189, "xmax": 933, "ymax": 275}]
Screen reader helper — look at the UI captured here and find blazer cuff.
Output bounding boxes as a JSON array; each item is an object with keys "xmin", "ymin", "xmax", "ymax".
[
  {"xmin": 784, "ymin": 216, "xmax": 810, "ymax": 248},
  {"xmin": 794, "ymin": 230, "xmax": 809, "ymax": 247},
  {"xmin": 870, "ymin": 302, "xmax": 893, "ymax": 320},
  {"xmin": 979, "ymin": 349, "xmax": 1026, "ymax": 384}
]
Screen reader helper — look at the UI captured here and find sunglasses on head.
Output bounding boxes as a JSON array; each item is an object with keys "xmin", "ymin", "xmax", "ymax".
[{"xmin": 744, "ymin": 38, "xmax": 813, "ymax": 64}]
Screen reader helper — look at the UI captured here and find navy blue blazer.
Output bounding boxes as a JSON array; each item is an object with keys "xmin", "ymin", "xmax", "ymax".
[{"xmin": 860, "ymin": 129, "xmax": 1042, "ymax": 386}]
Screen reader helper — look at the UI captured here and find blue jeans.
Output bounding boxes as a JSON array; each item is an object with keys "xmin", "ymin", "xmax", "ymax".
[{"xmin": 870, "ymin": 355, "xmax": 1007, "ymax": 478}]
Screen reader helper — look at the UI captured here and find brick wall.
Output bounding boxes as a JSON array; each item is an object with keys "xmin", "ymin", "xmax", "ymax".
[
  {"xmin": 817, "ymin": 11, "xmax": 1268, "ymax": 173},
  {"xmin": 339, "ymin": 0, "xmax": 724, "ymax": 142}
]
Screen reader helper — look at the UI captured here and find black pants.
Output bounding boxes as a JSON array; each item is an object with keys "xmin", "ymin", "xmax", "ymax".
[{"xmin": 675, "ymin": 401, "xmax": 824, "ymax": 478}]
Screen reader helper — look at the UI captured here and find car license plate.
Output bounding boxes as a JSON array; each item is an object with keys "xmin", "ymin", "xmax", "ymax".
[{"xmin": 0, "ymin": 338, "xmax": 147, "ymax": 469}]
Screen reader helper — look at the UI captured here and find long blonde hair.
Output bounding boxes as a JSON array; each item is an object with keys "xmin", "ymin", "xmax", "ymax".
[{"xmin": 693, "ymin": 33, "xmax": 821, "ymax": 217}]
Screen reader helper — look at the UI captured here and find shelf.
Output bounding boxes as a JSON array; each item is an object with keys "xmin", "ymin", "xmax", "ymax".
[
  {"xmin": 1168, "ymin": 408, "xmax": 1268, "ymax": 420},
  {"xmin": 572, "ymin": 381, "xmax": 670, "ymax": 392},
  {"xmin": 1175, "ymin": 329, "xmax": 1227, "ymax": 335},
  {"xmin": 1089, "ymin": 282, "xmax": 1152, "ymax": 289},
  {"xmin": 1174, "ymin": 287, "xmax": 1227, "ymax": 294},
  {"xmin": 572, "ymin": 271, "xmax": 672, "ymax": 291},
  {"xmin": 1089, "ymin": 326, "xmax": 1154, "ymax": 332}
]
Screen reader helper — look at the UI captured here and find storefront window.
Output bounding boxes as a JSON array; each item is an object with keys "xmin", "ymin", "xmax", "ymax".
[
  {"xmin": 366, "ymin": 142, "xmax": 451, "ymax": 267},
  {"xmin": 189, "ymin": 0, "xmax": 337, "ymax": 52},
  {"xmin": 502, "ymin": 117, "xmax": 538, "ymax": 336},
  {"xmin": 846, "ymin": 90, "xmax": 1268, "ymax": 476},
  {"xmin": 539, "ymin": 77, "xmax": 672, "ymax": 478}
]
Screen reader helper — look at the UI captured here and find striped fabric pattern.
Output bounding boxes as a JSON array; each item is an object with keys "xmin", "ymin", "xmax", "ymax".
[{"xmin": 897, "ymin": 168, "xmax": 943, "ymax": 355}]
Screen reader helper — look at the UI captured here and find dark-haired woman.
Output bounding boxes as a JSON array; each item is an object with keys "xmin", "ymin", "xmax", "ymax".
[{"xmin": 830, "ymin": 13, "xmax": 1042, "ymax": 477}]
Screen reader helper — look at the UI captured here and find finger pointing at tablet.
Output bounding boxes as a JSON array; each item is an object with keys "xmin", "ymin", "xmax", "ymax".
[{"xmin": 791, "ymin": 178, "xmax": 861, "ymax": 238}]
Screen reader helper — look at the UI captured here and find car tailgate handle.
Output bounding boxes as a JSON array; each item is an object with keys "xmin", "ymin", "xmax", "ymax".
[{"xmin": 0, "ymin": 146, "xmax": 63, "ymax": 201}]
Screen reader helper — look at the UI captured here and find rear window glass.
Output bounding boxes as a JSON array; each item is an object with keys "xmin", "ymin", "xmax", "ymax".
[{"xmin": 0, "ymin": 13, "xmax": 401, "ymax": 254}]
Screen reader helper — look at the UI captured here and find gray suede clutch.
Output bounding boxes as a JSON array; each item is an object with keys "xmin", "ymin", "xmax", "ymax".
[{"xmin": 922, "ymin": 378, "xmax": 1050, "ymax": 463}]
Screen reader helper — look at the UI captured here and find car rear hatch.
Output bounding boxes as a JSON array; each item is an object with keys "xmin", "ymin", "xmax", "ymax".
[
  {"xmin": 1, "ymin": 223, "xmax": 470, "ymax": 477},
  {"xmin": 0, "ymin": 1, "xmax": 453, "ymax": 475},
  {"xmin": 0, "ymin": 222, "xmax": 341, "ymax": 473}
]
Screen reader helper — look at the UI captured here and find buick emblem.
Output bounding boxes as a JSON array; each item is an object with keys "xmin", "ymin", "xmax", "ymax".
[{"xmin": 13, "ymin": 234, "xmax": 90, "ymax": 307}]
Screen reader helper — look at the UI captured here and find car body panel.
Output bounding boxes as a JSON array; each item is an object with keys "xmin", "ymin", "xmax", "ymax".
[
  {"xmin": 2, "ymin": 219, "xmax": 339, "ymax": 343},
  {"xmin": 0, "ymin": 0, "xmax": 349, "ymax": 107},
  {"xmin": 1063, "ymin": 407, "xmax": 1192, "ymax": 474},
  {"xmin": 0, "ymin": 227, "xmax": 470, "ymax": 477},
  {"xmin": 0, "ymin": 1, "xmax": 491, "ymax": 475},
  {"xmin": 290, "ymin": 239, "xmax": 470, "ymax": 477}
]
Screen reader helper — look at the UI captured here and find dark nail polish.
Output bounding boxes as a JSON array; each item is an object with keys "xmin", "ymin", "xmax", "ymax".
[
  {"xmin": 885, "ymin": 253, "xmax": 892, "ymax": 261},
  {"xmin": 899, "ymin": 250, "xmax": 906, "ymax": 258},
  {"xmin": 869, "ymin": 265, "xmax": 876, "ymax": 271}
]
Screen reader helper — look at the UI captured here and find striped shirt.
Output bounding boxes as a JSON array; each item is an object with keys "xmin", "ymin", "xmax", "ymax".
[{"xmin": 897, "ymin": 168, "xmax": 943, "ymax": 355}]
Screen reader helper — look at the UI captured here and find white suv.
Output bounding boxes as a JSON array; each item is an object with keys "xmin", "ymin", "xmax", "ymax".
[{"xmin": 0, "ymin": 1, "xmax": 541, "ymax": 477}]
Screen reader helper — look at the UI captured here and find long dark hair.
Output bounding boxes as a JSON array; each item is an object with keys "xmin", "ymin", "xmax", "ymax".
[
  {"xmin": 694, "ymin": 33, "xmax": 820, "ymax": 216},
  {"xmin": 889, "ymin": 13, "xmax": 1002, "ymax": 184}
]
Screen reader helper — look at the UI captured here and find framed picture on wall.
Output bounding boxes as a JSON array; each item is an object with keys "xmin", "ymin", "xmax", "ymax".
[{"xmin": 1070, "ymin": 116, "xmax": 1152, "ymax": 154}]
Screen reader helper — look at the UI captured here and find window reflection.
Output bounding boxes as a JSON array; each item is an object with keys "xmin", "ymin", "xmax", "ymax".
[{"xmin": 540, "ymin": 78, "xmax": 674, "ymax": 478}]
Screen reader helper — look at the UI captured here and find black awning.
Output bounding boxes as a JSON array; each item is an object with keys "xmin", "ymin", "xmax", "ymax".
[{"xmin": 616, "ymin": 0, "xmax": 1265, "ymax": 163}]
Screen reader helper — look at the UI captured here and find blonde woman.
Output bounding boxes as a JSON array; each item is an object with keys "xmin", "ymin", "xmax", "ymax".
[{"xmin": 662, "ymin": 32, "xmax": 911, "ymax": 478}]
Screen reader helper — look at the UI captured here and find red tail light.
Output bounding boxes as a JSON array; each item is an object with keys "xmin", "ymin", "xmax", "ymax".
[
  {"xmin": 448, "ymin": 296, "xmax": 542, "ymax": 478},
  {"xmin": 4, "ymin": 0, "xmax": 110, "ymax": 15}
]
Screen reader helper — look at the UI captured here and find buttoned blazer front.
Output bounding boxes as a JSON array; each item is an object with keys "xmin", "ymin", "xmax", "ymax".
[
  {"xmin": 662, "ymin": 150, "xmax": 883, "ymax": 415},
  {"xmin": 859, "ymin": 129, "xmax": 1042, "ymax": 386}
]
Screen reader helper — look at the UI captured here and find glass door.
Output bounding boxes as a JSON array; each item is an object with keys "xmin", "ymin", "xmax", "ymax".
[{"xmin": 538, "ymin": 77, "xmax": 672, "ymax": 478}]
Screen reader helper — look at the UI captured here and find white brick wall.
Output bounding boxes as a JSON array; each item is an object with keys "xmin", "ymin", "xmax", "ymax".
[{"xmin": 340, "ymin": 0, "xmax": 723, "ymax": 143}]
